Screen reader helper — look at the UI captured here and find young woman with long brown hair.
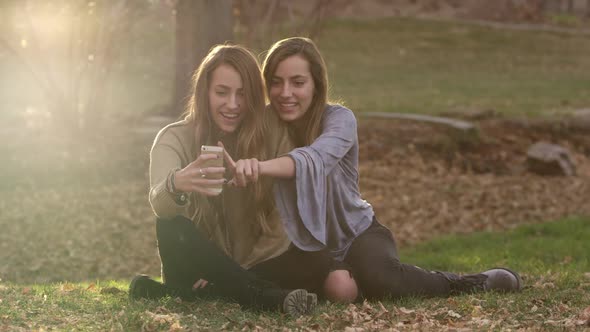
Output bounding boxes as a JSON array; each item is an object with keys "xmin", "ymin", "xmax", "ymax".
[
  {"xmin": 230, "ymin": 37, "xmax": 522, "ymax": 303},
  {"xmin": 128, "ymin": 44, "xmax": 316, "ymax": 317}
]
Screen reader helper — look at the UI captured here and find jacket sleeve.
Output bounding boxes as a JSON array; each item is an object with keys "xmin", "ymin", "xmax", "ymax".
[{"xmin": 149, "ymin": 128, "xmax": 190, "ymax": 219}]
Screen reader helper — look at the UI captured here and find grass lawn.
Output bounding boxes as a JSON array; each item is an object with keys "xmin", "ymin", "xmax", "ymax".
[
  {"xmin": 1, "ymin": 217, "xmax": 588, "ymax": 331},
  {"xmin": 317, "ymin": 17, "xmax": 590, "ymax": 116}
]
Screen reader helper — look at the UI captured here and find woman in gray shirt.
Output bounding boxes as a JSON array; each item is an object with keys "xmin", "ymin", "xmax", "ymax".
[{"xmin": 231, "ymin": 37, "xmax": 522, "ymax": 303}]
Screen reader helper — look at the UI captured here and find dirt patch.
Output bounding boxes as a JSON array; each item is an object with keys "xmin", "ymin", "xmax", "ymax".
[{"xmin": 357, "ymin": 114, "xmax": 590, "ymax": 246}]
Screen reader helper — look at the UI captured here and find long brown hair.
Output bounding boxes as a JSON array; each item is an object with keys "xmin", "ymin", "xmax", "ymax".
[
  {"xmin": 262, "ymin": 37, "xmax": 329, "ymax": 146},
  {"xmin": 184, "ymin": 44, "xmax": 265, "ymax": 159},
  {"xmin": 183, "ymin": 44, "xmax": 275, "ymax": 232}
]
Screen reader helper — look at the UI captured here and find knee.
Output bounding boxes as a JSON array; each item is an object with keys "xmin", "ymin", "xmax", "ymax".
[{"xmin": 323, "ymin": 270, "xmax": 358, "ymax": 303}]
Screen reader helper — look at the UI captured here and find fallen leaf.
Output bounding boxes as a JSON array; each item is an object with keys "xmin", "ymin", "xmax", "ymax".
[
  {"xmin": 168, "ymin": 321, "xmax": 183, "ymax": 331},
  {"xmin": 577, "ymin": 306, "xmax": 590, "ymax": 326},
  {"xmin": 100, "ymin": 287, "xmax": 123, "ymax": 295},
  {"xmin": 398, "ymin": 307, "xmax": 415, "ymax": 315},
  {"xmin": 560, "ymin": 256, "xmax": 573, "ymax": 264},
  {"xmin": 60, "ymin": 283, "xmax": 75, "ymax": 293}
]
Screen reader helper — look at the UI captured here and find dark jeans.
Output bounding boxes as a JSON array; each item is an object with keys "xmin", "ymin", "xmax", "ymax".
[
  {"xmin": 344, "ymin": 218, "xmax": 456, "ymax": 300},
  {"xmin": 251, "ymin": 218, "xmax": 458, "ymax": 300},
  {"xmin": 158, "ymin": 215, "xmax": 458, "ymax": 302},
  {"xmin": 249, "ymin": 244, "xmax": 350, "ymax": 297},
  {"xmin": 156, "ymin": 216, "xmax": 278, "ymax": 304}
]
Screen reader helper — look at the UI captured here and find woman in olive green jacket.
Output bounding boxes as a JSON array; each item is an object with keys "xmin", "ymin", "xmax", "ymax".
[{"xmin": 128, "ymin": 44, "xmax": 315, "ymax": 317}]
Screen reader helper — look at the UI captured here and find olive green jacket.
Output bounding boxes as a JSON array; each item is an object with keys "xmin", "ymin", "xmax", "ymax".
[{"xmin": 149, "ymin": 119, "xmax": 291, "ymax": 269}]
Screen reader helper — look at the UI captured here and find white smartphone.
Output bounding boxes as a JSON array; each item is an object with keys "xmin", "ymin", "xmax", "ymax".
[{"xmin": 200, "ymin": 145, "xmax": 224, "ymax": 193}]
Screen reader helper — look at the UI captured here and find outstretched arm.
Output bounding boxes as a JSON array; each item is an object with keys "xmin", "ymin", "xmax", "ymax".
[
  {"xmin": 259, "ymin": 156, "xmax": 295, "ymax": 179},
  {"xmin": 229, "ymin": 107, "xmax": 356, "ymax": 186},
  {"xmin": 223, "ymin": 142, "xmax": 295, "ymax": 186}
]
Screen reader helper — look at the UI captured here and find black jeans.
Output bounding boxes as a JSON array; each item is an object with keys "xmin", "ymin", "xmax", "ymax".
[
  {"xmin": 344, "ymin": 218, "xmax": 457, "ymax": 300},
  {"xmin": 251, "ymin": 218, "xmax": 459, "ymax": 300},
  {"xmin": 156, "ymin": 215, "xmax": 280, "ymax": 304},
  {"xmin": 158, "ymin": 215, "xmax": 459, "ymax": 302},
  {"xmin": 249, "ymin": 244, "xmax": 350, "ymax": 297}
]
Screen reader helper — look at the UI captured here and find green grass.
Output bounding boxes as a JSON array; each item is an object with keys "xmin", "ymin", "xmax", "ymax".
[
  {"xmin": 317, "ymin": 17, "xmax": 590, "ymax": 116},
  {"xmin": 403, "ymin": 217, "xmax": 590, "ymax": 277},
  {"xmin": 2, "ymin": 217, "xmax": 589, "ymax": 331}
]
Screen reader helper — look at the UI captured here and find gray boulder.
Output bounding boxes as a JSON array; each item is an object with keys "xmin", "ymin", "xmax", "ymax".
[{"xmin": 526, "ymin": 141, "xmax": 576, "ymax": 176}]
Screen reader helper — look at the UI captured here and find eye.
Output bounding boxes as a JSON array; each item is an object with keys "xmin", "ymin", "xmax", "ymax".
[
  {"xmin": 215, "ymin": 90, "xmax": 227, "ymax": 96},
  {"xmin": 294, "ymin": 81, "xmax": 305, "ymax": 87},
  {"xmin": 271, "ymin": 79, "xmax": 281, "ymax": 86}
]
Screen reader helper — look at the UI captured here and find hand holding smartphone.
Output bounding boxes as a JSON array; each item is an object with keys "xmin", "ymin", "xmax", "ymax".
[{"xmin": 200, "ymin": 145, "xmax": 224, "ymax": 194}]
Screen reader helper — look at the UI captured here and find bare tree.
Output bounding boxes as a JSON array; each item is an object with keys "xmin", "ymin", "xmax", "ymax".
[
  {"xmin": 0, "ymin": 0, "xmax": 145, "ymax": 137},
  {"xmin": 297, "ymin": 0, "xmax": 335, "ymax": 39},
  {"xmin": 237, "ymin": 0, "xmax": 279, "ymax": 47},
  {"xmin": 566, "ymin": 0, "xmax": 574, "ymax": 13},
  {"xmin": 171, "ymin": 0, "xmax": 233, "ymax": 118},
  {"xmin": 235, "ymin": 0, "xmax": 334, "ymax": 50}
]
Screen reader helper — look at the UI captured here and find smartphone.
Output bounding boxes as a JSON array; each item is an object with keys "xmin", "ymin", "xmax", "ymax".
[{"xmin": 200, "ymin": 145, "xmax": 224, "ymax": 193}]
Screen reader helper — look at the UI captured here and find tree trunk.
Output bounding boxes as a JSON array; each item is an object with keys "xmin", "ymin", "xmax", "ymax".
[{"xmin": 170, "ymin": 0, "xmax": 233, "ymax": 118}]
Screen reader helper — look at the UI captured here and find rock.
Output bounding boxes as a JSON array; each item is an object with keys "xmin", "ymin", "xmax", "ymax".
[
  {"xmin": 570, "ymin": 109, "xmax": 590, "ymax": 132},
  {"xmin": 526, "ymin": 141, "xmax": 576, "ymax": 176},
  {"xmin": 441, "ymin": 108, "xmax": 499, "ymax": 120},
  {"xmin": 360, "ymin": 112, "xmax": 481, "ymax": 149},
  {"xmin": 361, "ymin": 112, "xmax": 476, "ymax": 132}
]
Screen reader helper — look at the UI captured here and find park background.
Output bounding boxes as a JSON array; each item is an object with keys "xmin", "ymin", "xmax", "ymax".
[{"xmin": 1, "ymin": 0, "xmax": 590, "ymax": 330}]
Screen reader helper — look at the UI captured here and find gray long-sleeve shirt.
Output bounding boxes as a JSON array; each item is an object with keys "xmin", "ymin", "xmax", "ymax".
[{"xmin": 274, "ymin": 104, "xmax": 374, "ymax": 260}]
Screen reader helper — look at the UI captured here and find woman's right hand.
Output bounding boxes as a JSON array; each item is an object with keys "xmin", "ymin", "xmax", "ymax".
[{"xmin": 173, "ymin": 154, "xmax": 226, "ymax": 196}]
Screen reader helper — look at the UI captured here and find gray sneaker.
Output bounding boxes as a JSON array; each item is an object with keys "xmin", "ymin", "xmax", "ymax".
[
  {"xmin": 257, "ymin": 287, "xmax": 317, "ymax": 317},
  {"xmin": 281, "ymin": 289, "xmax": 318, "ymax": 317},
  {"xmin": 482, "ymin": 268, "xmax": 522, "ymax": 292},
  {"xmin": 444, "ymin": 267, "xmax": 523, "ymax": 294}
]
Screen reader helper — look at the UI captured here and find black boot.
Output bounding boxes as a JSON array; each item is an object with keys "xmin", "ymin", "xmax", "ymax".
[{"xmin": 129, "ymin": 274, "xmax": 199, "ymax": 301}]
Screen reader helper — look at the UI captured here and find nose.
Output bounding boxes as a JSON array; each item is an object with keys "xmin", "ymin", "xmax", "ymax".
[
  {"xmin": 228, "ymin": 93, "xmax": 239, "ymax": 109},
  {"xmin": 280, "ymin": 83, "xmax": 292, "ymax": 98}
]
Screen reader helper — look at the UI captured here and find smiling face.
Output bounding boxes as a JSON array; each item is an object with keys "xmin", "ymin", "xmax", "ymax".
[
  {"xmin": 269, "ymin": 55, "xmax": 315, "ymax": 123},
  {"xmin": 208, "ymin": 63, "xmax": 246, "ymax": 133}
]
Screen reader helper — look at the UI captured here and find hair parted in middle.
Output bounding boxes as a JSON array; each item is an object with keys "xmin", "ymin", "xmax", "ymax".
[
  {"xmin": 183, "ymin": 44, "xmax": 277, "ymax": 232},
  {"xmin": 262, "ymin": 37, "xmax": 329, "ymax": 146},
  {"xmin": 184, "ymin": 44, "xmax": 266, "ymax": 161}
]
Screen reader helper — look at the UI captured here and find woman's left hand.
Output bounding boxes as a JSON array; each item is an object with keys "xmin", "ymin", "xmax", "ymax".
[{"xmin": 233, "ymin": 158, "xmax": 260, "ymax": 187}]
